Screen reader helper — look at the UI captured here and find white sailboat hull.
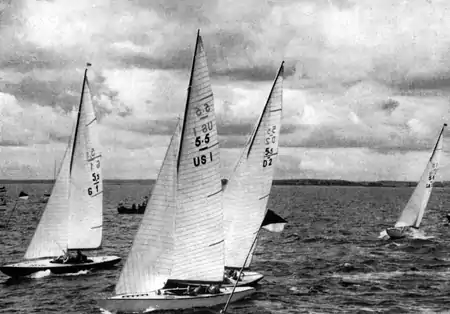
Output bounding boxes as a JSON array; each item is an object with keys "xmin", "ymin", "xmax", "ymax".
[
  {"xmin": 97, "ymin": 286, "xmax": 255, "ymax": 313},
  {"xmin": 0, "ymin": 256, "xmax": 121, "ymax": 277}
]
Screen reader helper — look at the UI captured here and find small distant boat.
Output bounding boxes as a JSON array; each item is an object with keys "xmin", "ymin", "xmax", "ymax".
[
  {"xmin": 0, "ymin": 186, "xmax": 6, "ymax": 192},
  {"xmin": 117, "ymin": 202, "xmax": 146, "ymax": 214},
  {"xmin": 385, "ymin": 123, "xmax": 446, "ymax": 240},
  {"xmin": 97, "ymin": 30, "xmax": 254, "ymax": 313},
  {"xmin": 221, "ymin": 62, "xmax": 286, "ymax": 287},
  {"xmin": 0, "ymin": 63, "xmax": 121, "ymax": 277}
]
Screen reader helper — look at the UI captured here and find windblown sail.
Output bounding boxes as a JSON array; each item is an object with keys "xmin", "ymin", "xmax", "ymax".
[
  {"xmin": 115, "ymin": 121, "xmax": 180, "ymax": 295},
  {"xmin": 395, "ymin": 123, "xmax": 446, "ymax": 228},
  {"xmin": 223, "ymin": 62, "xmax": 284, "ymax": 269},
  {"xmin": 68, "ymin": 73, "xmax": 103, "ymax": 249},
  {"xmin": 114, "ymin": 31, "xmax": 223, "ymax": 294},
  {"xmin": 24, "ymin": 65, "xmax": 102, "ymax": 259},
  {"xmin": 171, "ymin": 30, "xmax": 224, "ymax": 282},
  {"xmin": 24, "ymin": 142, "xmax": 72, "ymax": 259}
]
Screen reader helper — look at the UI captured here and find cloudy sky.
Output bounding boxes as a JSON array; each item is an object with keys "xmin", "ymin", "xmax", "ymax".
[{"xmin": 1, "ymin": 0, "xmax": 450, "ymax": 181}]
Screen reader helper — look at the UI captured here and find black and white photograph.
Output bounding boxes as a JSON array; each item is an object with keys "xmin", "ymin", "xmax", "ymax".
[{"xmin": 1, "ymin": 0, "xmax": 450, "ymax": 313}]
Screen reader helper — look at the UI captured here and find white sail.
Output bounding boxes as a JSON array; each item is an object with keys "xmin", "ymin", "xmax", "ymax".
[
  {"xmin": 114, "ymin": 31, "xmax": 223, "ymax": 295},
  {"xmin": 223, "ymin": 63, "xmax": 284, "ymax": 269},
  {"xmin": 395, "ymin": 123, "xmax": 446, "ymax": 228},
  {"xmin": 171, "ymin": 31, "xmax": 224, "ymax": 282},
  {"xmin": 68, "ymin": 76, "xmax": 103, "ymax": 249},
  {"xmin": 24, "ymin": 66, "xmax": 102, "ymax": 259},
  {"xmin": 24, "ymin": 143, "xmax": 72, "ymax": 259},
  {"xmin": 115, "ymin": 121, "xmax": 180, "ymax": 295}
]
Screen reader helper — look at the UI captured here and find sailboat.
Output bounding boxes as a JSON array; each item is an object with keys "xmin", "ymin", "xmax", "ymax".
[
  {"xmin": 0, "ymin": 64, "xmax": 121, "ymax": 277},
  {"xmin": 221, "ymin": 62, "xmax": 287, "ymax": 287},
  {"xmin": 97, "ymin": 30, "xmax": 254, "ymax": 313},
  {"xmin": 385, "ymin": 123, "xmax": 447, "ymax": 240}
]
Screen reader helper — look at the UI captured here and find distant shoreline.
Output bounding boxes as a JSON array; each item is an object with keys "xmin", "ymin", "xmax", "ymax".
[{"xmin": 0, "ymin": 179, "xmax": 447, "ymax": 188}]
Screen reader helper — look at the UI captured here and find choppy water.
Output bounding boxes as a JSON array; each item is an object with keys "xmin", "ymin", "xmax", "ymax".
[{"xmin": 2, "ymin": 183, "xmax": 450, "ymax": 313}]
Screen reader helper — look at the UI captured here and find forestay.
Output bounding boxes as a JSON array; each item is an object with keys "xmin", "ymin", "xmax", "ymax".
[
  {"xmin": 395, "ymin": 123, "xmax": 446, "ymax": 228},
  {"xmin": 223, "ymin": 62, "xmax": 284, "ymax": 269}
]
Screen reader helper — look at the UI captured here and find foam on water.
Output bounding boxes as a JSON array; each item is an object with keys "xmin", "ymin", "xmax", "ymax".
[
  {"xmin": 2, "ymin": 183, "xmax": 450, "ymax": 313},
  {"xmin": 29, "ymin": 270, "xmax": 51, "ymax": 279}
]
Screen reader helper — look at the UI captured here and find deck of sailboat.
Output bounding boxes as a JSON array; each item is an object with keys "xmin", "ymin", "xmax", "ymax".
[
  {"xmin": 97, "ymin": 286, "xmax": 255, "ymax": 313},
  {"xmin": 1, "ymin": 256, "xmax": 121, "ymax": 277}
]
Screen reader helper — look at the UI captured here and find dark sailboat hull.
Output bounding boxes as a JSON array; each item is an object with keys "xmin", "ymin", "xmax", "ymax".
[
  {"xmin": 386, "ymin": 227, "xmax": 409, "ymax": 239},
  {"xmin": 0, "ymin": 256, "xmax": 121, "ymax": 278},
  {"xmin": 117, "ymin": 205, "xmax": 146, "ymax": 214}
]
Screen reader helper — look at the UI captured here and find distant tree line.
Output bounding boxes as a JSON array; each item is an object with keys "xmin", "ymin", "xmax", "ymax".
[{"xmin": 2, "ymin": 178, "xmax": 450, "ymax": 188}]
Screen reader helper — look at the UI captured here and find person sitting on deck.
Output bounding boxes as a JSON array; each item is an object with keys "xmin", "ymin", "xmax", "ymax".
[
  {"xmin": 52, "ymin": 250, "xmax": 72, "ymax": 264},
  {"xmin": 193, "ymin": 285, "xmax": 207, "ymax": 295},
  {"xmin": 207, "ymin": 284, "xmax": 220, "ymax": 294},
  {"xmin": 75, "ymin": 250, "xmax": 88, "ymax": 263},
  {"xmin": 140, "ymin": 196, "xmax": 148, "ymax": 208}
]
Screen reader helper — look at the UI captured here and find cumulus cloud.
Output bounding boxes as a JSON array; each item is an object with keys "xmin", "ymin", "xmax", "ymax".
[{"xmin": 1, "ymin": 0, "xmax": 450, "ymax": 179}]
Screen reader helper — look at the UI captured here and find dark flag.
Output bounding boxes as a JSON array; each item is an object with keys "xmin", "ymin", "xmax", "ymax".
[
  {"xmin": 18, "ymin": 191, "xmax": 29, "ymax": 200},
  {"xmin": 261, "ymin": 209, "xmax": 287, "ymax": 232}
]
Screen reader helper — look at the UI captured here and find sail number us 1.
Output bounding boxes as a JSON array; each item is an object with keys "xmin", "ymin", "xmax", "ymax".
[
  {"xmin": 263, "ymin": 125, "xmax": 277, "ymax": 168},
  {"xmin": 86, "ymin": 148, "xmax": 101, "ymax": 196},
  {"xmin": 193, "ymin": 104, "xmax": 214, "ymax": 167}
]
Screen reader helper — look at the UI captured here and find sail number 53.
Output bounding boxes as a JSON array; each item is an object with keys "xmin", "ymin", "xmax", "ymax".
[{"xmin": 263, "ymin": 126, "xmax": 277, "ymax": 168}]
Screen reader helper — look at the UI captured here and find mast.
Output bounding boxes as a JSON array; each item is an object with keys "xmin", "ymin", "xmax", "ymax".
[
  {"xmin": 177, "ymin": 30, "xmax": 200, "ymax": 171},
  {"xmin": 69, "ymin": 63, "xmax": 91, "ymax": 173},
  {"xmin": 246, "ymin": 61, "xmax": 284, "ymax": 158}
]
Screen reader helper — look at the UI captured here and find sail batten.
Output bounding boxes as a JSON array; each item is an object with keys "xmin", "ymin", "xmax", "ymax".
[
  {"xmin": 395, "ymin": 123, "xmax": 446, "ymax": 228},
  {"xmin": 223, "ymin": 62, "xmax": 284, "ymax": 269}
]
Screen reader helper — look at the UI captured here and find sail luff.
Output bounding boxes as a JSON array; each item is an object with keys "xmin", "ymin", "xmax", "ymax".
[
  {"xmin": 395, "ymin": 123, "xmax": 446, "ymax": 228},
  {"xmin": 246, "ymin": 61, "xmax": 285, "ymax": 158},
  {"xmin": 69, "ymin": 67, "xmax": 88, "ymax": 173},
  {"xmin": 170, "ymin": 31, "xmax": 225, "ymax": 282},
  {"xmin": 115, "ymin": 121, "xmax": 180, "ymax": 295},
  {"xmin": 178, "ymin": 29, "xmax": 200, "ymax": 171},
  {"xmin": 223, "ymin": 62, "xmax": 284, "ymax": 268},
  {"xmin": 67, "ymin": 66, "xmax": 103, "ymax": 250}
]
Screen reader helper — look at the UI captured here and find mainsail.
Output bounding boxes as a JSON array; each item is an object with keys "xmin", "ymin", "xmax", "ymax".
[
  {"xmin": 24, "ymin": 65, "xmax": 103, "ymax": 259},
  {"xmin": 223, "ymin": 62, "xmax": 284, "ymax": 269},
  {"xmin": 115, "ymin": 30, "xmax": 224, "ymax": 295},
  {"xmin": 395, "ymin": 123, "xmax": 446, "ymax": 228}
]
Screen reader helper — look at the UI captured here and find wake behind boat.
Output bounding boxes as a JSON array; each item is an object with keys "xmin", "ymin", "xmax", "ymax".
[
  {"xmin": 0, "ymin": 64, "xmax": 120, "ymax": 278},
  {"xmin": 383, "ymin": 123, "xmax": 446, "ymax": 240},
  {"xmin": 98, "ymin": 30, "xmax": 254, "ymax": 313}
]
